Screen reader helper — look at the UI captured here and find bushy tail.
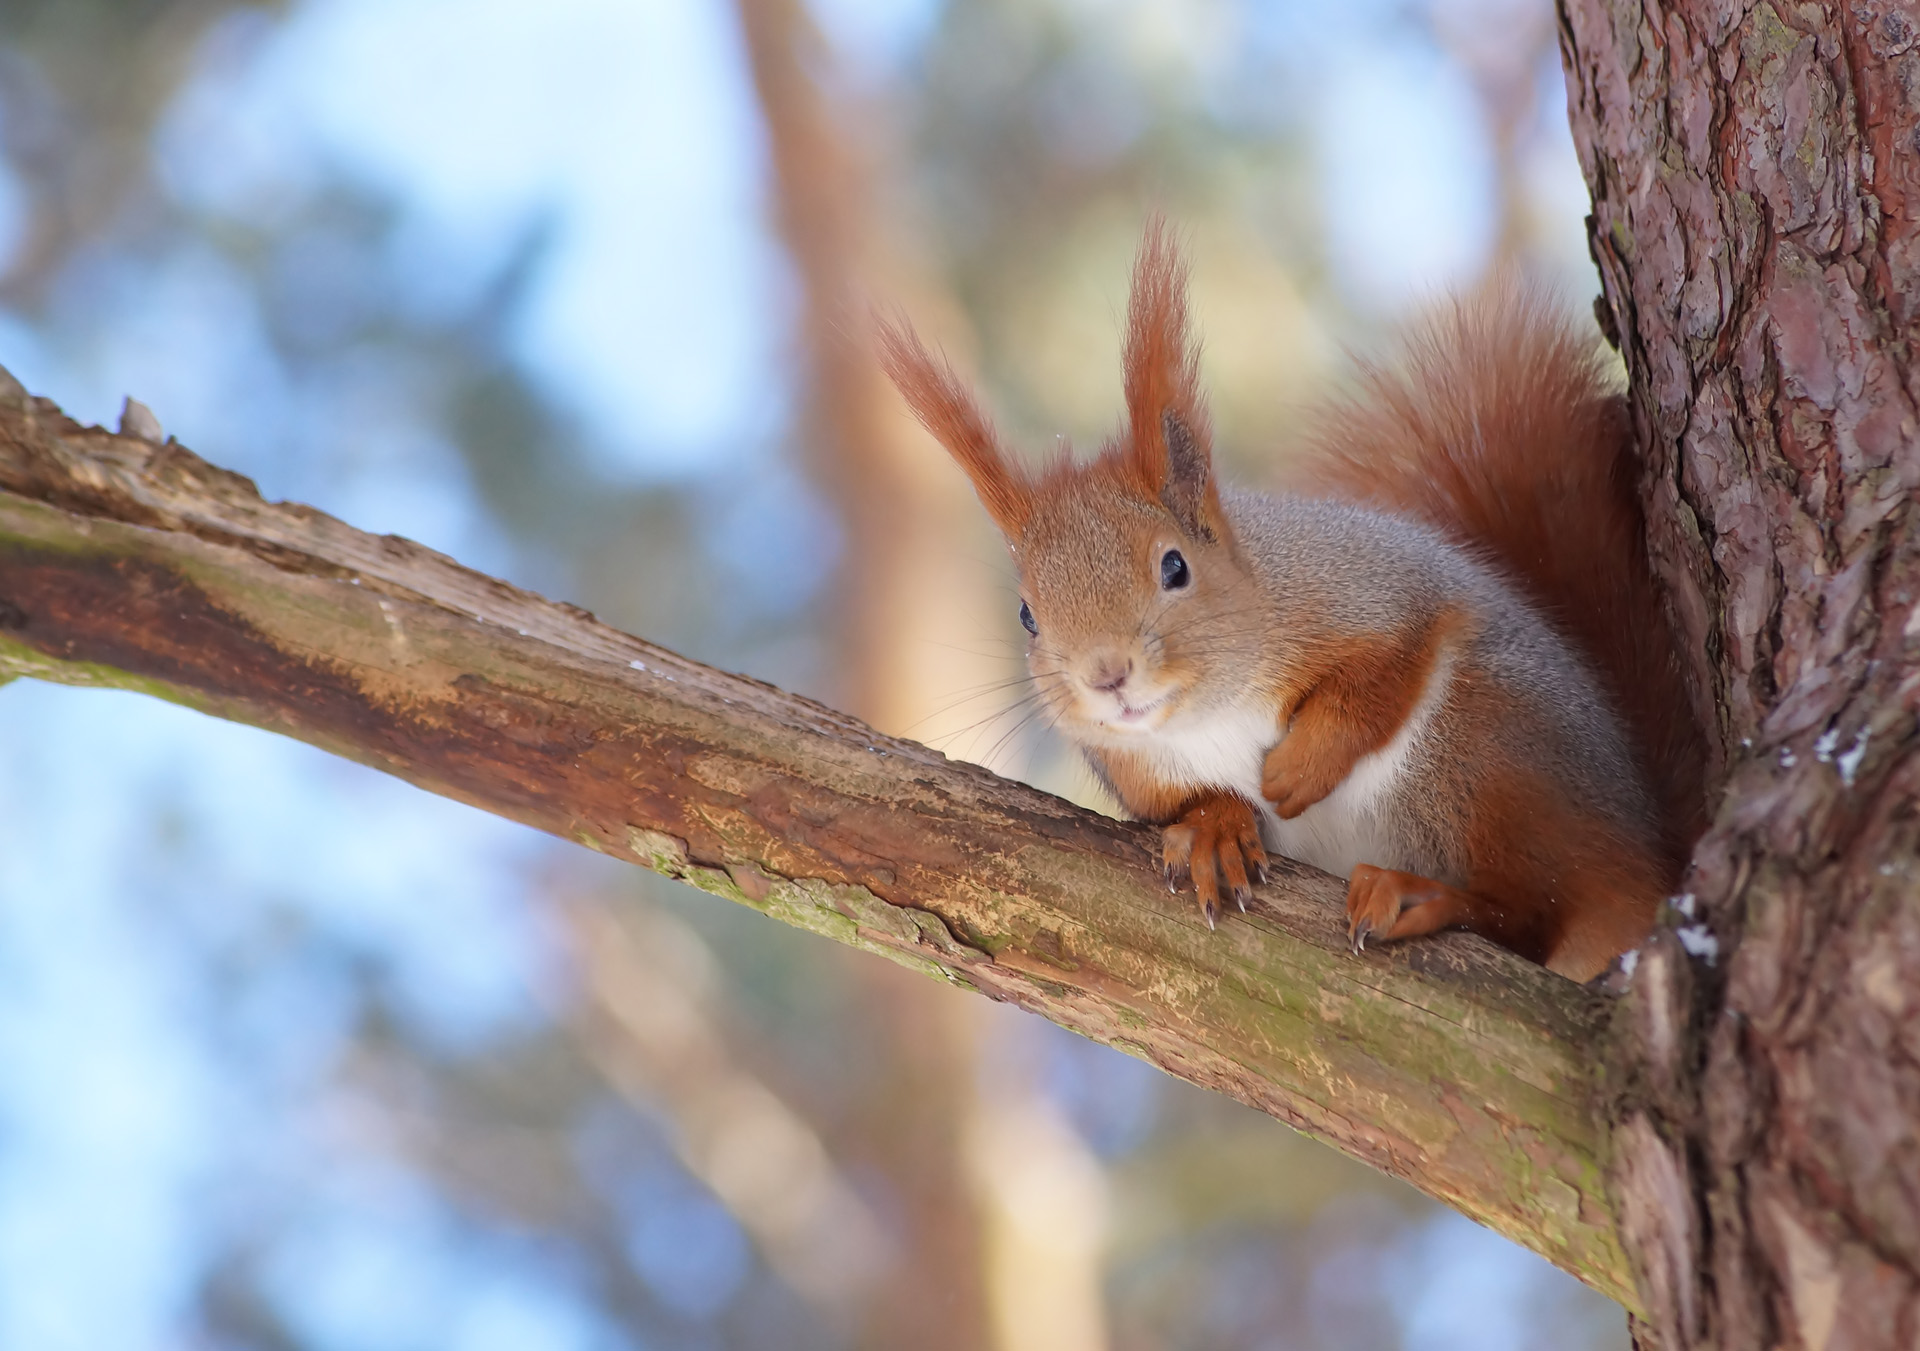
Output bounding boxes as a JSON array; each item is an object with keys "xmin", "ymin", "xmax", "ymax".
[{"xmin": 1298, "ymin": 286, "xmax": 1705, "ymax": 859}]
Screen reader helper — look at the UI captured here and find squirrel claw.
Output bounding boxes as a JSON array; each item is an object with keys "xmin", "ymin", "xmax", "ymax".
[{"xmin": 1160, "ymin": 794, "xmax": 1265, "ymax": 927}]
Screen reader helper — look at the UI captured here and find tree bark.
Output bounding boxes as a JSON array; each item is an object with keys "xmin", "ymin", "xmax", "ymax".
[
  {"xmin": 1562, "ymin": 1, "xmax": 1920, "ymax": 1346},
  {"xmin": 0, "ymin": 370, "xmax": 1637, "ymax": 1305}
]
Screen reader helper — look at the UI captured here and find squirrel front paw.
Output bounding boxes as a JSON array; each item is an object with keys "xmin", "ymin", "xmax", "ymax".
[
  {"xmin": 1161, "ymin": 793, "xmax": 1269, "ymax": 928},
  {"xmin": 1259, "ymin": 740, "xmax": 1344, "ymax": 819}
]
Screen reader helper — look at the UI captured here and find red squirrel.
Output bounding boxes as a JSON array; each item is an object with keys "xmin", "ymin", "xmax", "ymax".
[{"xmin": 878, "ymin": 222, "xmax": 1702, "ymax": 981}]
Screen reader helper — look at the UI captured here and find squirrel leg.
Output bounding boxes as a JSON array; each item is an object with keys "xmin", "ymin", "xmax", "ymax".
[
  {"xmin": 1261, "ymin": 616, "xmax": 1458, "ymax": 819},
  {"xmin": 1344, "ymin": 864, "xmax": 1528, "ymax": 957},
  {"xmin": 1160, "ymin": 791, "xmax": 1269, "ymax": 928}
]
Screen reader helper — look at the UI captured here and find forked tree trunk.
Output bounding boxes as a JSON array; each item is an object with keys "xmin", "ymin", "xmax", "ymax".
[{"xmin": 1561, "ymin": 1, "xmax": 1920, "ymax": 1346}]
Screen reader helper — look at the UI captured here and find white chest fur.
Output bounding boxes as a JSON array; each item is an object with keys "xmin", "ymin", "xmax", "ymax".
[{"xmin": 1125, "ymin": 657, "xmax": 1454, "ymax": 881}]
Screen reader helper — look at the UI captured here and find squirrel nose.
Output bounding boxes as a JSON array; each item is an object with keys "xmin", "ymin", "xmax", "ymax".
[{"xmin": 1085, "ymin": 657, "xmax": 1133, "ymax": 693}]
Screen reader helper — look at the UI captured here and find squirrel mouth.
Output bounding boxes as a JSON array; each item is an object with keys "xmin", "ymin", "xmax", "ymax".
[{"xmin": 1109, "ymin": 692, "xmax": 1173, "ymax": 726}]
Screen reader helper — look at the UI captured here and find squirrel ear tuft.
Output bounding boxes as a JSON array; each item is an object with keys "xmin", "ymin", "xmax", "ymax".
[
  {"xmin": 1161, "ymin": 409, "xmax": 1217, "ymax": 543},
  {"xmin": 875, "ymin": 314, "xmax": 1032, "ymax": 539},
  {"xmin": 1121, "ymin": 218, "xmax": 1220, "ymax": 540}
]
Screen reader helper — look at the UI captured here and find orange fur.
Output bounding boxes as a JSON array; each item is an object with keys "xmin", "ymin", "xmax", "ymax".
[
  {"xmin": 883, "ymin": 225, "xmax": 1696, "ymax": 978},
  {"xmin": 1083, "ymin": 755, "xmax": 1268, "ymax": 926},
  {"xmin": 1461, "ymin": 758, "xmax": 1665, "ymax": 980},
  {"xmin": 1297, "ymin": 287, "xmax": 1705, "ymax": 859},
  {"xmin": 1120, "ymin": 220, "xmax": 1215, "ymax": 509},
  {"xmin": 1159, "ymin": 790, "xmax": 1269, "ymax": 926},
  {"xmin": 1261, "ymin": 613, "xmax": 1460, "ymax": 819},
  {"xmin": 1089, "ymin": 745, "xmax": 1199, "ymax": 822},
  {"xmin": 1346, "ymin": 866, "xmax": 1537, "ymax": 957},
  {"xmin": 1340, "ymin": 667, "xmax": 1668, "ymax": 980},
  {"xmin": 881, "ymin": 217, "xmax": 1232, "ymax": 549},
  {"xmin": 1346, "ymin": 775, "xmax": 1667, "ymax": 981},
  {"xmin": 874, "ymin": 315, "xmax": 1033, "ymax": 537}
]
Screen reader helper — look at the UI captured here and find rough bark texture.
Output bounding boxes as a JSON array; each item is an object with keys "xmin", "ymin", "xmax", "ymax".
[
  {"xmin": 0, "ymin": 370, "xmax": 1637, "ymax": 1305},
  {"xmin": 1562, "ymin": 1, "xmax": 1920, "ymax": 1346}
]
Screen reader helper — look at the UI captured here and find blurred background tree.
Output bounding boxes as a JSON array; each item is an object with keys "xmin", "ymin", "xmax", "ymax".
[{"xmin": 0, "ymin": 1, "xmax": 1626, "ymax": 1347}]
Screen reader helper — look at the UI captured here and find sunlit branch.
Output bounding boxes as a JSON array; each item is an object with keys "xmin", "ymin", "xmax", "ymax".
[{"xmin": 0, "ymin": 367, "xmax": 1634, "ymax": 1308}]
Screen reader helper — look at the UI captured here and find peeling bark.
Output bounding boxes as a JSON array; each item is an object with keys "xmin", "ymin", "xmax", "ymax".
[
  {"xmin": 0, "ymin": 370, "xmax": 1637, "ymax": 1304},
  {"xmin": 1562, "ymin": 0, "xmax": 1920, "ymax": 1345}
]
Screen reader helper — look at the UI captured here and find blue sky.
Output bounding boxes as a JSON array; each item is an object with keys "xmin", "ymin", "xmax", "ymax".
[{"xmin": 158, "ymin": 0, "xmax": 791, "ymax": 479}]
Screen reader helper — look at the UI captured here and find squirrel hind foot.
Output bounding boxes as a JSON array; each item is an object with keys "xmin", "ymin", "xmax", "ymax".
[
  {"xmin": 1161, "ymin": 793, "xmax": 1268, "ymax": 927},
  {"xmin": 1344, "ymin": 865, "xmax": 1549, "ymax": 963},
  {"xmin": 1345, "ymin": 863, "xmax": 1657, "ymax": 980}
]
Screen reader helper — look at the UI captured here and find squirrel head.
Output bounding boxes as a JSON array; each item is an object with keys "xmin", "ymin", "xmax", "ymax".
[{"xmin": 879, "ymin": 220, "xmax": 1262, "ymax": 742}]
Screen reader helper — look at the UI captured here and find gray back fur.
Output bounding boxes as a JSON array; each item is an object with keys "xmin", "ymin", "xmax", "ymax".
[{"xmin": 1225, "ymin": 489, "xmax": 1659, "ymax": 882}]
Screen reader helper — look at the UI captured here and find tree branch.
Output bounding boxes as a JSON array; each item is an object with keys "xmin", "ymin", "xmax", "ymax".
[{"xmin": 0, "ymin": 368, "xmax": 1635, "ymax": 1306}]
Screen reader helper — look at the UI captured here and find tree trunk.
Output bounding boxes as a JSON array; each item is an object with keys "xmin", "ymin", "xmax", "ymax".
[{"xmin": 1561, "ymin": 1, "xmax": 1920, "ymax": 1346}]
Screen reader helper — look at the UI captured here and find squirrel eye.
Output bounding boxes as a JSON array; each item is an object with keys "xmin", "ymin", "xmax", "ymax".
[
  {"xmin": 1019, "ymin": 600, "xmax": 1039, "ymax": 636},
  {"xmin": 1160, "ymin": 549, "xmax": 1191, "ymax": 590}
]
